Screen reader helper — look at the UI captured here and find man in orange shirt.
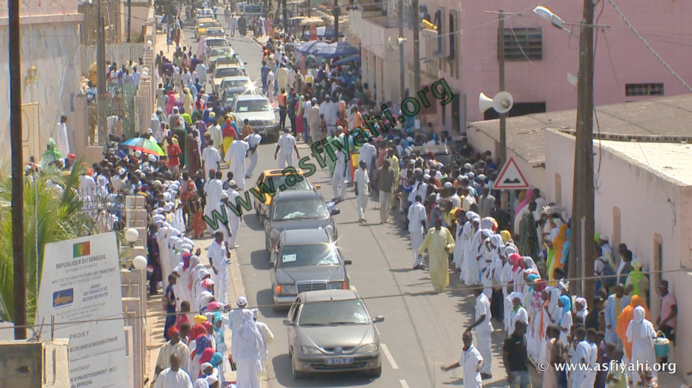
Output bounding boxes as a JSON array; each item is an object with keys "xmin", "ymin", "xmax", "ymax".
[
  {"xmin": 351, "ymin": 106, "xmax": 363, "ymax": 131},
  {"xmin": 278, "ymin": 88, "xmax": 288, "ymax": 131}
]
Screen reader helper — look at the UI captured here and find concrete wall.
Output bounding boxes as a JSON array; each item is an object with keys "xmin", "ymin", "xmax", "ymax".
[
  {"xmin": 0, "ymin": 339, "xmax": 71, "ymax": 387},
  {"xmin": 0, "ymin": 21, "xmax": 82, "ymax": 163},
  {"xmin": 80, "ymin": 43, "xmax": 148, "ymax": 77},
  {"xmin": 545, "ymin": 129, "xmax": 692, "ymax": 382}
]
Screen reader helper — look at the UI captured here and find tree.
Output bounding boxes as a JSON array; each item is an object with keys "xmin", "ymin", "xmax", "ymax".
[{"xmin": 0, "ymin": 163, "xmax": 95, "ymax": 323}]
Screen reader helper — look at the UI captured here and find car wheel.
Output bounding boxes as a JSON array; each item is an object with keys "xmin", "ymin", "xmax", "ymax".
[
  {"xmin": 367, "ymin": 365, "xmax": 382, "ymax": 378},
  {"xmin": 291, "ymin": 353, "xmax": 308, "ymax": 380}
]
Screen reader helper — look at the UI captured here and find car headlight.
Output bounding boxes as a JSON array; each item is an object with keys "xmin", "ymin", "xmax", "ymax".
[
  {"xmin": 298, "ymin": 346, "xmax": 322, "ymax": 355},
  {"xmin": 275, "ymin": 284, "xmax": 296, "ymax": 295},
  {"xmin": 357, "ymin": 343, "xmax": 378, "ymax": 353},
  {"xmin": 327, "ymin": 281, "xmax": 347, "ymax": 290}
]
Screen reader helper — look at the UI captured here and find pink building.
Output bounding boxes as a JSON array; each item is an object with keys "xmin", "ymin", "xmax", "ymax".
[
  {"xmin": 352, "ymin": 0, "xmax": 692, "ymax": 135},
  {"xmin": 456, "ymin": 0, "xmax": 692, "ymax": 127}
]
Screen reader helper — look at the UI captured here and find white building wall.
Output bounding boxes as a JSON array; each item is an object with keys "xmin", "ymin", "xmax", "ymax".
[{"xmin": 545, "ymin": 129, "xmax": 692, "ymax": 381}]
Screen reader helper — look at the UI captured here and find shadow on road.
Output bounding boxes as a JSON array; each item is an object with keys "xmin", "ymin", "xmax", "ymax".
[
  {"xmin": 250, "ymin": 249, "xmax": 271, "ymax": 270},
  {"xmin": 271, "ymin": 354, "xmax": 380, "ymax": 387},
  {"xmin": 244, "ymin": 212, "xmax": 264, "ymax": 231}
]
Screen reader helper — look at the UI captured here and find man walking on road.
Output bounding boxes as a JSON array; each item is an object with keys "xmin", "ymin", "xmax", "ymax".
[
  {"xmin": 224, "ymin": 135, "xmax": 249, "ymax": 190},
  {"xmin": 208, "ymin": 231, "xmax": 231, "ymax": 305},
  {"xmin": 331, "ymin": 143, "xmax": 348, "ymax": 203},
  {"xmin": 503, "ymin": 320, "xmax": 532, "ymax": 388},
  {"xmin": 418, "ymin": 218, "xmax": 455, "ymax": 292},
  {"xmin": 225, "ymin": 180, "xmax": 242, "ymax": 250},
  {"xmin": 244, "ymin": 130, "xmax": 262, "ymax": 178},
  {"xmin": 408, "ymin": 195, "xmax": 427, "ymax": 270},
  {"xmin": 308, "ymin": 98, "xmax": 322, "ymax": 143},
  {"xmin": 376, "ymin": 159, "xmax": 395, "ymax": 223},
  {"xmin": 274, "ymin": 128, "xmax": 299, "ymax": 168},
  {"xmin": 354, "ymin": 161, "xmax": 370, "ymax": 223},
  {"xmin": 440, "ymin": 330, "xmax": 484, "ymax": 388},
  {"xmin": 466, "ymin": 286, "xmax": 494, "ymax": 379}
]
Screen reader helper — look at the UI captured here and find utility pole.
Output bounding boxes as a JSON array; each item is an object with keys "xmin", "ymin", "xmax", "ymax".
[
  {"xmin": 9, "ymin": 0, "xmax": 27, "ymax": 340},
  {"xmin": 497, "ymin": 9, "xmax": 507, "ymax": 165},
  {"xmin": 398, "ymin": 0, "xmax": 404, "ymax": 101},
  {"xmin": 333, "ymin": 0, "xmax": 340, "ymax": 43},
  {"xmin": 569, "ymin": 0, "xmax": 596, "ymax": 301},
  {"xmin": 282, "ymin": 0, "xmax": 287, "ymax": 30},
  {"xmin": 127, "ymin": 0, "xmax": 132, "ymax": 42},
  {"xmin": 96, "ymin": 0, "xmax": 108, "ymax": 143},
  {"xmin": 412, "ymin": 0, "xmax": 420, "ymax": 99}
]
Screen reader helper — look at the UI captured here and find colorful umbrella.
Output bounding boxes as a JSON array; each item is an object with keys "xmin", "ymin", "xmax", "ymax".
[
  {"xmin": 122, "ymin": 137, "xmax": 165, "ymax": 156},
  {"xmin": 332, "ymin": 55, "xmax": 361, "ymax": 66}
]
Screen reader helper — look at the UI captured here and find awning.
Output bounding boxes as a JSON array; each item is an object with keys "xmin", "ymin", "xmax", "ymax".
[{"xmin": 313, "ymin": 42, "xmax": 359, "ymax": 58}]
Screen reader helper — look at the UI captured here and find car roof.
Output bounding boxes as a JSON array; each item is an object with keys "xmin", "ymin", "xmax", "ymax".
[
  {"xmin": 216, "ymin": 64, "xmax": 243, "ymax": 70},
  {"xmin": 221, "ymin": 75, "xmax": 250, "ymax": 81},
  {"xmin": 262, "ymin": 168, "xmax": 305, "ymax": 177},
  {"xmin": 299, "ymin": 289, "xmax": 359, "ymax": 303},
  {"xmin": 282, "ymin": 228, "xmax": 330, "ymax": 245},
  {"xmin": 273, "ymin": 190, "xmax": 322, "ymax": 201}
]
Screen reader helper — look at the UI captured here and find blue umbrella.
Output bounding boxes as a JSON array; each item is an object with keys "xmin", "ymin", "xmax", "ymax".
[
  {"xmin": 296, "ymin": 40, "xmax": 327, "ymax": 54},
  {"xmin": 332, "ymin": 55, "xmax": 361, "ymax": 66},
  {"xmin": 314, "ymin": 42, "xmax": 360, "ymax": 59}
]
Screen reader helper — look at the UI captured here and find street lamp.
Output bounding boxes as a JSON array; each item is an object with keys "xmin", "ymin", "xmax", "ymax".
[
  {"xmin": 132, "ymin": 255, "xmax": 148, "ymax": 271},
  {"xmin": 125, "ymin": 227, "xmax": 140, "ymax": 246},
  {"xmin": 533, "ymin": 3, "xmax": 596, "ymax": 300},
  {"xmin": 533, "ymin": 6, "xmax": 566, "ymax": 30}
]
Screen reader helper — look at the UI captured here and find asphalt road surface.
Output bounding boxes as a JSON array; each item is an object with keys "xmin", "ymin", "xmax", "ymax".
[{"xmin": 182, "ymin": 25, "xmax": 522, "ymax": 388}]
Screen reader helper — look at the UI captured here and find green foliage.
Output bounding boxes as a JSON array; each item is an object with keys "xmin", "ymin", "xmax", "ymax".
[{"xmin": 0, "ymin": 162, "xmax": 96, "ymax": 323}]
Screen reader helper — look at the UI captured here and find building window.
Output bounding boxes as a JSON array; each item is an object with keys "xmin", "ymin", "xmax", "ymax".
[
  {"xmin": 448, "ymin": 13, "xmax": 455, "ymax": 60},
  {"xmin": 432, "ymin": 10, "xmax": 443, "ymax": 55},
  {"xmin": 499, "ymin": 28, "xmax": 542, "ymax": 61},
  {"xmin": 626, "ymin": 83, "xmax": 664, "ymax": 96}
]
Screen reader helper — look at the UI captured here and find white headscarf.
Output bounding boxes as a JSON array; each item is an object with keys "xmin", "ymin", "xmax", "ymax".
[
  {"xmin": 523, "ymin": 256, "xmax": 537, "ymax": 271},
  {"xmin": 231, "ymin": 309, "xmax": 266, "ymax": 366}
]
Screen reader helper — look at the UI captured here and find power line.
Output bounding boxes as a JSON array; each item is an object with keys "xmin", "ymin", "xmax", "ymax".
[
  {"xmin": 1, "ymin": 266, "xmax": 684, "ymax": 331},
  {"xmin": 607, "ymin": 0, "xmax": 692, "ymax": 93}
]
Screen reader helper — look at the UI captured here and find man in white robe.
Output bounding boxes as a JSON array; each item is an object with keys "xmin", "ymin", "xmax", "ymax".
[
  {"xmin": 224, "ymin": 137, "xmax": 249, "ymax": 190},
  {"xmin": 354, "ymin": 161, "xmax": 369, "ymax": 222},
  {"xmin": 154, "ymin": 354, "xmax": 193, "ymax": 388},
  {"xmin": 208, "ymin": 231, "xmax": 231, "ymax": 305},
  {"xmin": 274, "ymin": 128, "xmax": 299, "ymax": 168},
  {"xmin": 225, "ymin": 181, "xmax": 242, "ymax": 249},
  {"xmin": 244, "ymin": 132, "xmax": 262, "ymax": 178},
  {"xmin": 55, "ymin": 115, "xmax": 70, "ymax": 156},
  {"xmin": 408, "ymin": 195, "xmax": 427, "ymax": 269},
  {"xmin": 465, "ymin": 287, "xmax": 493, "ymax": 379},
  {"xmin": 231, "ymin": 310, "xmax": 266, "ymax": 388},
  {"xmin": 204, "ymin": 172, "xmax": 225, "ymax": 233},
  {"xmin": 201, "ymin": 141, "xmax": 222, "ymax": 180},
  {"xmin": 440, "ymin": 330, "xmax": 483, "ymax": 388},
  {"xmin": 331, "ymin": 145, "xmax": 348, "ymax": 202}
]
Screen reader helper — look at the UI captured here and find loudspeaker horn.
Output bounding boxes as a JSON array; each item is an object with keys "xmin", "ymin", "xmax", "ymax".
[
  {"xmin": 479, "ymin": 92, "xmax": 494, "ymax": 114},
  {"xmin": 493, "ymin": 91, "xmax": 514, "ymax": 114},
  {"xmin": 387, "ymin": 36, "xmax": 400, "ymax": 51}
]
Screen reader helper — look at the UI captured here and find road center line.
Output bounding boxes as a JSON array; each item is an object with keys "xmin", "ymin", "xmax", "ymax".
[
  {"xmin": 381, "ymin": 343, "xmax": 399, "ymax": 370},
  {"xmin": 399, "ymin": 379, "xmax": 409, "ymax": 388}
]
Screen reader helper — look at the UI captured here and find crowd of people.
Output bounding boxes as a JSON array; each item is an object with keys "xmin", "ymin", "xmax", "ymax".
[{"xmin": 29, "ymin": 7, "xmax": 680, "ymax": 386}]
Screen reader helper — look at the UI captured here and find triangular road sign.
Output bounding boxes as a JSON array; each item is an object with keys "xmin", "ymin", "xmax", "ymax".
[{"xmin": 493, "ymin": 157, "xmax": 530, "ymax": 190}]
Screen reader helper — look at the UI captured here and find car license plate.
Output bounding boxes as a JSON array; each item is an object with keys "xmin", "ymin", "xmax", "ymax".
[{"xmin": 325, "ymin": 358, "xmax": 353, "ymax": 365}]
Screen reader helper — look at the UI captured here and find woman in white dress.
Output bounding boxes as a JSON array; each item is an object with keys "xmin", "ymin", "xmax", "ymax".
[{"xmin": 626, "ymin": 306, "xmax": 659, "ymax": 386}]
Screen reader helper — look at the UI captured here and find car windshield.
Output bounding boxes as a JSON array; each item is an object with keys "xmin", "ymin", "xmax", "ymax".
[
  {"xmin": 216, "ymin": 68, "xmax": 243, "ymax": 78},
  {"xmin": 298, "ymin": 299, "xmax": 370, "ymax": 326},
  {"xmin": 210, "ymin": 48, "xmax": 231, "ymax": 57},
  {"xmin": 245, "ymin": 5, "xmax": 261, "ymax": 12},
  {"xmin": 278, "ymin": 243, "xmax": 339, "ymax": 268},
  {"xmin": 268, "ymin": 175, "xmax": 310, "ymax": 192},
  {"xmin": 207, "ymin": 39, "xmax": 227, "ymax": 47},
  {"xmin": 221, "ymin": 79, "xmax": 250, "ymax": 89},
  {"xmin": 236, "ymin": 99, "xmax": 271, "ymax": 113},
  {"xmin": 206, "ymin": 29, "xmax": 224, "ymax": 36},
  {"xmin": 272, "ymin": 198, "xmax": 328, "ymax": 220}
]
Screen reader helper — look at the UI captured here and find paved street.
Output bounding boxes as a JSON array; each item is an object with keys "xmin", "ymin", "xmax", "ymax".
[{"xmin": 180, "ymin": 25, "xmax": 530, "ymax": 388}]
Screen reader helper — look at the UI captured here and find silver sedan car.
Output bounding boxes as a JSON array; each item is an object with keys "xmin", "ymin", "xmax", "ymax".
[{"xmin": 283, "ymin": 289, "xmax": 384, "ymax": 379}]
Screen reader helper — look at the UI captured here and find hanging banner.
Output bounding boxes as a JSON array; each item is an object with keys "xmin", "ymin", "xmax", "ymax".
[{"xmin": 37, "ymin": 232, "xmax": 128, "ymax": 388}]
